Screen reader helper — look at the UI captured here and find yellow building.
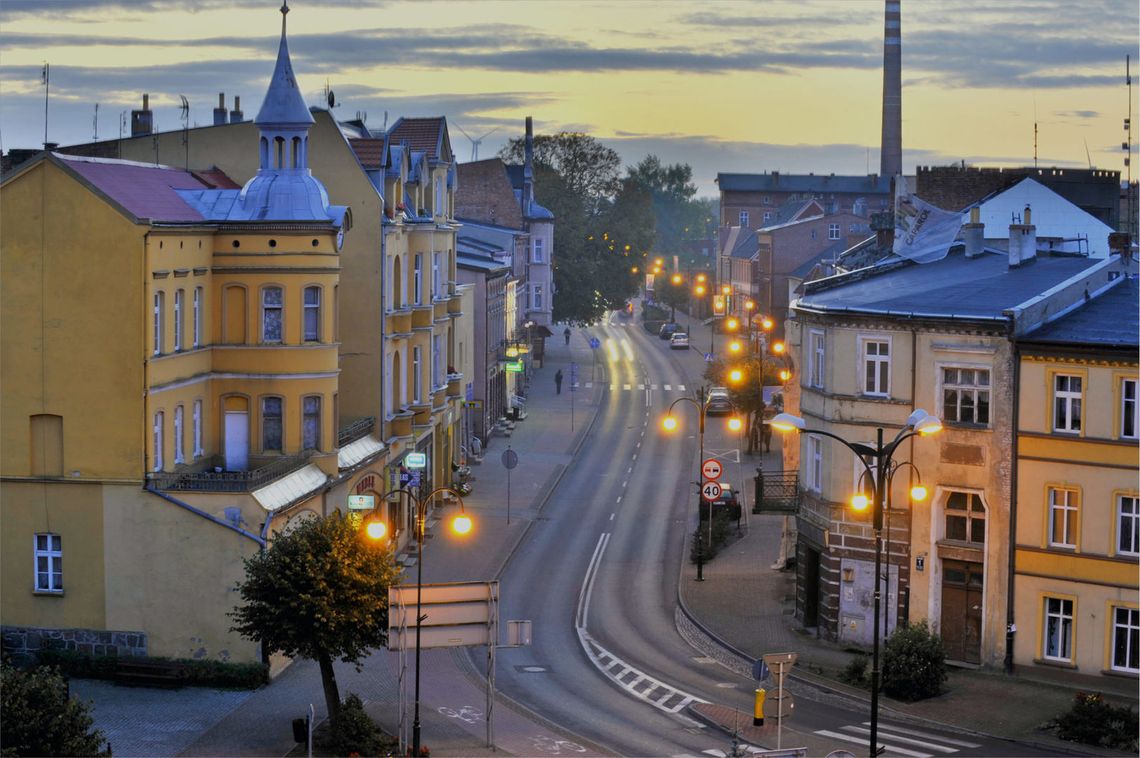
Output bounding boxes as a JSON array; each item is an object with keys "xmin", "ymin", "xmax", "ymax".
[
  {"xmin": 0, "ymin": 5, "xmax": 382, "ymax": 665},
  {"xmin": 1013, "ymin": 274, "xmax": 1139, "ymax": 681}
]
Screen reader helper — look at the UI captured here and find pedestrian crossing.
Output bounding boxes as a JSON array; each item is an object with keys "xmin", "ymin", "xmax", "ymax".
[
  {"xmin": 572, "ymin": 382, "xmax": 687, "ymax": 391},
  {"xmin": 814, "ymin": 720, "xmax": 981, "ymax": 757}
]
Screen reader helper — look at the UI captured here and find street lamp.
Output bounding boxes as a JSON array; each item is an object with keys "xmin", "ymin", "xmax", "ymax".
[
  {"xmin": 770, "ymin": 409, "xmax": 941, "ymax": 757},
  {"xmin": 374, "ymin": 486, "xmax": 473, "ymax": 758},
  {"xmin": 662, "ymin": 388, "xmax": 743, "ymax": 581}
]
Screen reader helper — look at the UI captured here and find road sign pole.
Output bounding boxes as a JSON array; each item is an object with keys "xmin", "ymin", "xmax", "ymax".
[{"xmin": 777, "ymin": 661, "xmax": 784, "ymax": 750}]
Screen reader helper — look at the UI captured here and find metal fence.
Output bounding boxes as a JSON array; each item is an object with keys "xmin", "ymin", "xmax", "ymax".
[
  {"xmin": 149, "ymin": 451, "xmax": 313, "ymax": 493},
  {"xmin": 752, "ymin": 469, "xmax": 801, "ymax": 514}
]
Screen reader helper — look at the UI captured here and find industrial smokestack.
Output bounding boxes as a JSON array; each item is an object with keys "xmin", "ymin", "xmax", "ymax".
[
  {"xmin": 213, "ymin": 93, "xmax": 227, "ymax": 126},
  {"xmin": 523, "ymin": 116, "xmax": 534, "ymax": 216},
  {"xmin": 880, "ymin": 0, "xmax": 902, "ymax": 179}
]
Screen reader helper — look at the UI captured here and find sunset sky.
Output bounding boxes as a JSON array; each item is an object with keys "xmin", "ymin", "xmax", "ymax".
[{"xmin": 1, "ymin": 0, "xmax": 1136, "ymax": 196}]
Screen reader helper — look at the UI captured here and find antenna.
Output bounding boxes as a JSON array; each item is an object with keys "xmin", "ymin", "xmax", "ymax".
[
  {"xmin": 179, "ymin": 95, "xmax": 190, "ymax": 169},
  {"xmin": 93, "ymin": 103, "xmax": 99, "ymax": 142},
  {"xmin": 323, "ymin": 79, "xmax": 337, "ymax": 110},
  {"xmin": 1127, "ymin": 55, "xmax": 1136, "ymax": 241},
  {"xmin": 455, "ymin": 123, "xmax": 498, "ymax": 161},
  {"xmin": 41, "ymin": 61, "xmax": 49, "ymax": 149},
  {"xmin": 1033, "ymin": 98, "xmax": 1038, "ymax": 169},
  {"xmin": 1084, "ymin": 138, "xmax": 1093, "ymax": 169}
]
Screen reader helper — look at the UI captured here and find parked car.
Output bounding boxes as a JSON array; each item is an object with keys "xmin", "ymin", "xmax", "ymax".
[
  {"xmin": 699, "ymin": 482, "xmax": 742, "ymax": 521},
  {"xmin": 669, "ymin": 332, "xmax": 689, "ymax": 350},
  {"xmin": 704, "ymin": 386, "xmax": 733, "ymax": 415},
  {"xmin": 659, "ymin": 322, "xmax": 681, "ymax": 339}
]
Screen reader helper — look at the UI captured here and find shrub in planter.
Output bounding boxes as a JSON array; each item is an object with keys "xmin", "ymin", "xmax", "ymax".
[
  {"xmin": 689, "ymin": 511, "xmax": 734, "ymax": 564},
  {"xmin": 880, "ymin": 620, "xmax": 947, "ymax": 701},
  {"xmin": 1050, "ymin": 691, "xmax": 1138, "ymax": 753},
  {"xmin": 330, "ymin": 693, "xmax": 394, "ymax": 757}
]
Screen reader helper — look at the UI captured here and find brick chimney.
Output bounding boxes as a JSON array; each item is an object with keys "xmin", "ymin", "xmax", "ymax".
[
  {"xmin": 963, "ymin": 206, "xmax": 984, "ymax": 258},
  {"xmin": 130, "ymin": 93, "xmax": 153, "ymax": 137},
  {"xmin": 229, "ymin": 96, "xmax": 243, "ymax": 124},
  {"xmin": 1009, "ymin": 205, "xmax": 1037, "ymax": 267},
  {"xmin": 213, "ymin": 93, "xmax": 227, "ymax": 126}
]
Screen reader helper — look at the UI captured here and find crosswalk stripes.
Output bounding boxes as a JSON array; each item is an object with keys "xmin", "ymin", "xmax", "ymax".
[
  {"xmin": 605, "ymin": 383, "xmax": 687, "ymax": 392},
  {"xmin": 814, "ymin": 720, "xmax": 981, "ymax": 758}
]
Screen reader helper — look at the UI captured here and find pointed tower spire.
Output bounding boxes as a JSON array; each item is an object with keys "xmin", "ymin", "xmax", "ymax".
[{"xmin": 255, "ymin": 0, "xmax": 313, "ymax": 131}]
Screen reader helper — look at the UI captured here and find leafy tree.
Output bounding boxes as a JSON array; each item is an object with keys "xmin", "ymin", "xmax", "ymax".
[
  {"xmin": 626, "ymin": 155, "xmax": 704, "ymax": 256},
  {"xmin": 654, "ymin": 273, "xmax": 689, "ymax": 322},
  {"xmin": 1, "ymin": 660, "xmax": 111, "ymax": 757},
  {"xmin": 230, "ymin": 513, "xmax": 400, "ymax": 729},
  {"xmin": 501, "ymin": 132, "xmax": 621, "ymax": 212}
]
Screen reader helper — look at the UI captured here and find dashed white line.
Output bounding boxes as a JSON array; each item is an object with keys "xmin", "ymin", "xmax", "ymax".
[{"xmin": 616, "ymin": 496, "xmax": 622, "ymax": 504}]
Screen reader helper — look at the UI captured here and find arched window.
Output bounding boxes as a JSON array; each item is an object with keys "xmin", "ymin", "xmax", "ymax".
[
  {"xmin": 274, "ymin": 136, "xmax": 285, "ymax": 169},
  {"xmin": 291, "ymin": 137, "xmax": 300, "ymax": 168},
  {"xmin": 303, "ymin": 286, "xmax": 321, "ymax": 341},
  {"xmin": 302, "ymin": 396, "xmax": 321, "ymax": 450}
]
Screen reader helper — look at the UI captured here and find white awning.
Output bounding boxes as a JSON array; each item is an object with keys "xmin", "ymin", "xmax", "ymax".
[
  {"xmin": 338, "ymin": 434, "xmax": 386, "ymax": 469},
  {"xmin": 252, "ymin": 464, "xmax": 327, "ymax": 513}
]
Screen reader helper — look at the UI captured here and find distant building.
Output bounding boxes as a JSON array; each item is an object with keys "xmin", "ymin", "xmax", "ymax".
[{"xmin": 716, "ymin": 172, "xmax": 891, "ymax": 233}]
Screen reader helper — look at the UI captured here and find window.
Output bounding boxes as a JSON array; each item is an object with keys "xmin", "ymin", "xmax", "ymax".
[
  {"xmin": 34, "ymin": 534, "xmax": 62, "ymax": 593},
  {"xmin": 762, "ymin": 195, "xmax": 770, "ymax": 206},
  {"xmin": 810, "ymin": 229, "xmax": 817, "ymax": 240},
  {"xmin": 173, "ymin": 405, "xmax": 184, "ymax": 464},
  {"xmin": 1048, "ymin": 487, "xmax": 1078, "ymax": 548},
  {"xmin": 153, "ymin": 291, "xmax": 165, "ymax": 355},
  {"xmin": 763, "ymin": 212, "xmax": 772, "ymax": 223},
  {"xmin": 173, "ymin": 289, "xmax": 184, "ymax": 351},
  {"xmin": 533, "ymin": 284, "xmax": 544, "ymax": 311},
  {"xmin": 414, "ymin": 254, "xmax": 423, "ymax": 304},
  {"xmin": 809, "ymin": 330, "xmax": 825, "ymax": 388},
  {"xmin": 412, "ymin": 347, "xmax": 422, "ymax": 403},
  {"xmin": 1122, "ymin": 378, "xmax": 1138, "ymax": 439},
  {"xmin": 1118, "ymin": 495, "xmax": 1139, "ymax": 556},
  {"xmin": 1111, "ymin": 606, "xmax": 1140, "ymax": 673},
  {"xmin": 262, "ymin": 286, "xmax": 283, "ymax": 342},
  {"xmin": 739, "ymin": 211, "xmax": 749, "ymax": 227},
  {"xmin": 828, "ymin": 223, "xmax": 840, "ymax": 240},
  {"xmin": 807, "ymin": 435, "xmax": 823, "ymax": 493},
  {"xmin": 1043, "ymin": 597, "xmax": 1073, "ymax": 662},
  {"xmin": 153, "ymin": 411, "xmax": 164, "ymax": 471},
  {"xmin": 945, "ymin": 491, "xmax": 986, "ymax": 544},
  {"xmin": 1053, "ymin": 374, "xmax": 1082, "ymax": 433},
  {"xmin": 262, "ymin": 397, "xmax": 283, "ymax": 452},
  {"xmin": 192, "ymin": 287, "xmax": 202, "ymax": 348},
  {"xmin": 860, "ymin": 338, "xmax": 890, "ymax": 396},
  {"xmin": 942, "ymin": 367, "xmax": 990, "ymax": 426},
  {"xmin": 533, "ymin": 238, "xmax": 545, "ymax": 263},
  {"xmin": 433, "ymin": 334, "xmax": 443, "ymax": 388},
  {"xmin": 192, "ymin": 400, "xmax": 203, "ymax": 459},
  {"xmin": 302, "ymin": 396, "xmax": 321, "ymax": 450},
  {"xmin": 303, "ymin": 286, "xmax": 321, "ymax": 341}
]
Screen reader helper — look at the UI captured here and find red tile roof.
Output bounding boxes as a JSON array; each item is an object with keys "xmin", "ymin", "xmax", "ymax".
[
  {"xmin": 56, "ymin": 154, "xmax": 209, "ymax": 223},
  {"xmin": 388, "ymin": 118, "xmax": 445, "ymax": 159},
  {"xmin": 349, "ymin": 138, "xmax": 385, "ymax": 170},
  {"xmin": 190, "ymin": 167, "xmax": 241, "ymax": 189}
]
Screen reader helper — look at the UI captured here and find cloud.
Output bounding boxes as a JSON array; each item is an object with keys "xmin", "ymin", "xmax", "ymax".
[{"xmin": 1053, "ymin": 110, "xmax": 1099, "ymax": 120}]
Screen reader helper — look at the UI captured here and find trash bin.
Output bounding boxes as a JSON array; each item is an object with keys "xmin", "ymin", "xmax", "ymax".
[{"xmin": 291, "ymin": 717, "xmax": 308, "ymax": 743}]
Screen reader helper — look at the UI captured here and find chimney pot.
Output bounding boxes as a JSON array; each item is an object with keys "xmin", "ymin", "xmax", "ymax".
[{"xmin": 143, "ymin": 93, "xmax": 149, "ymax": 110}]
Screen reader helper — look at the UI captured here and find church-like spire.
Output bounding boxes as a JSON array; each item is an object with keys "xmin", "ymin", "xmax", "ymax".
[{"xmin": 255, "ymin": 0, "xmax": 314, "ymax": 128}]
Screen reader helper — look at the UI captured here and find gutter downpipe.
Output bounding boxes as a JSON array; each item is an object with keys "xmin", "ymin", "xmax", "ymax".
[
  {"xmin": 1005, "ymin": 338, "xmax": 1020, "ymax": 674},
  {"xmin": 144, "ymin": 484, "xmax": 265, "ymax": 547},
  {"xmin": 905, "ymin": 327, "xmax": 918, "ymax": 627}
]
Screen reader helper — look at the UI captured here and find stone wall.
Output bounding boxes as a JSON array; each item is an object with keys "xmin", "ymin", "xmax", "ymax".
[{"xmin": 2, "ymin": 624, "xmax": 147, "ymax": 664}]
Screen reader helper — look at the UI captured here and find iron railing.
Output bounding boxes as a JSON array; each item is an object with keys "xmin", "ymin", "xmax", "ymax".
[
  {"xmin": 149, "ymin": 451, "xmax": 313, "ymax": 493},
  {"xmin": 337, "ymin": 416, "xmax": 375, "ymax": 447},
  {"xmin": 752, "ymin": 469, "xmax": 801, "ymax": 514}
]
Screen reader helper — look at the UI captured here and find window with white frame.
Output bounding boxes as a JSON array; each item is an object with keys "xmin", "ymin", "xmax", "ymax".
[
  {"xmin": 262, "ymin": 286, "xmax": 283, "ymax": 342},
  {"xmin": 944, "ymin": 491, "xmax": 986, "ymax": 544},
  {"xmin": 1053, "ymin": 374, "xmax": 1082, "ymax": 433},
  {"xmin": 1048, "ymin": 486, "xmax": 1078, "ymax": 548},
  {"xmin": 433, "ymin": 252, "xmax": 441, "ymax": 299},
  {"xmin": 262, "ymin": 397, "xmax": 283, "ymax": 452},
  {"xmin": 1111, "ymin": 606, "xmax": 1139, "ymax": 673},
  {"xmin": 533, "ymin": 284, "xmax": 544, "ymax": 311},
  {"xmin": 192, "ymin": 287, "xmax": 202, "ymax": 348},
  {"xmin": 173, "ymin": 405, "xmax": 184, "ymax": 464},
  {"xmin": 413, "ymin": 254, "xmax": 423, "ymax": 305},
  {"xmin": 1122, "ymin": 378, "xmax": 1138, "ymax": 439},
  {"xmin": 413, "ymin": 346, "xmax": 422, "ymax": 403},
  {"xmin": 809, "ymin": 330, "xmax": 825, "ymax": 388},
  {"xmin": 942, "ymin": 367, "xmax": 990, "ymax": 426},
  {"xmin": 763, "ymin": 212, "xmax": 772, "ymax": 223},
  {"xmin": 173, "ymin": 289, "xmax": 184, "ymax": 352},
  {"xmin": 153, "ymin": 411, "xmax": 164, "ymax": 471},
  {"xmin": 533, "ymin": 237, "xmax": 544, "ymax": 263},
  {"xmin": 828, "ymin": 223, "xmax": 840, "ymax": 240},
  {"xmin": 34, "ymin": 533, "xmax": 62, "ymax": 593},
  {"xmin": 153, "ymin": 291, "xmax": 165, "ymax": 355},
  {"xmin": 303, "ymin": 286, "xmax": 321, "ymax": 342},
  {"xmin": 192, "ymin": 399, "xmax": 203, "ymax": 459},
  {"xmin": 739, "ymin": 211, "xmax": 749, "ymax": 227},
  {"xmin": 1043, "ymin": 596, "xmax": 1074, "ymax": 662},
  {"xmin": 807, "ymin": 435, "xmax": 823, "ymax": 493},
  {"xmin": 302, "ymin": 396, "xmax": 321, "ymax": 450},
  {"xmin": 434, "ymin": 176, "xmax": 443, "ymax": 215},
  {"xmin": 432, "ymin": 335, "xmax": 443, "ymax": 388},
  {"xmin": 1118, "ymin": 494, "xmax": 1139, "ymax": 556},
  {"xmin": 860, "ymin": 338, "xmax": 890, "ymax": 396}
]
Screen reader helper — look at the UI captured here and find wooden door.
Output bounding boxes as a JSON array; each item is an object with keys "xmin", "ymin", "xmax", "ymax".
[{"xmin": 941, "ymin": 560, "xmax": 983, "ymax": 664}]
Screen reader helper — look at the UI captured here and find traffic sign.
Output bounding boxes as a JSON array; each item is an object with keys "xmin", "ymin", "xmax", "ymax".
[
  {"xmin": 501, "ymin": 449, "xmax": 518, "ymax": 469},
  {"xmin": 765, "ymin": 690, "xmax": 795, "ymax": 720},
  {"xmin": 752, "ymin": 659, "xmax": 769, "ymax": 681},
  {"xmin": 701, "ymin": 481, "xmax": 722, "ymax": 502},
  {"xmin": 406, "ymin": 452, "xmax": 427, "ymax": 469},
  {"xmin": 701, "ymin": 458, "xmax": 723, "ymax": 480},
  {"xmin": 704, "ymin": 352, "xmax": 714, "ymax": 362},
  {"xmin": 589, "ymin": 337, "xmax": 601, "ymax": 349}
]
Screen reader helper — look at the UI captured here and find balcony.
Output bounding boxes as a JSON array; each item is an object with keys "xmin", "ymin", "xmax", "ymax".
[
  {"xmin": 386, "ymin": 309, "xmax": 413, "ymax": 336},
  {"xmin": 409, "ymin": 402, "xmax": 432, "ymax": 426},
  {"xmin": 150, "ymin": 452, "xmax": 313, "ymax": 493},
  {"xmin": 446, "ymin": 373, "xmax": 463, "ymax": 398},
  {"xmin": 388, "ymin": 410, "xmax": 415, "ymax": 439},
  {"xmin": 432, "ymin": 386, "xmax": 448, "ymax": 411},
  {"xmin": 433, "ymin": 298, "xmax": 448, "ymax": 321},
  {"xmin": 411, "ymin": 305, "xmax": 434, "ymax": 329},
  {"xmin": 447, "ymin": 295, "xmax": 462, "ymax": 316}
]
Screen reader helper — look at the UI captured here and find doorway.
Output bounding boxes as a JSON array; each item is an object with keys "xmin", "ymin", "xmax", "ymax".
[
  {"xmin": 224, "ymin": 411, "xmax": 249, "ymax": 471},
  {"xmin": 941, "ymin": 559, "xmax": 983, "ymax": 664},
  {"xmin": 802, "ymin": 547, "xmax": 820, "ymax": 629}
]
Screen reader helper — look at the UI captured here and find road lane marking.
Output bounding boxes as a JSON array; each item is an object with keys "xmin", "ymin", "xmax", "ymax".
[
  {"xmin": 865, "ymin": 724, "xmax": 980, "ymax": 748},
  {"xmin": 814, "ymin": 730, "xmax": 931, "ymax": 758},
  {"xmin": 842, "ymin": 727, "xmax": 956, "ymax": 753}
]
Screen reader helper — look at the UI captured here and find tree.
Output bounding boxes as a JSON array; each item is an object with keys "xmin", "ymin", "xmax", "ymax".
[
  {"xmin": 626, "ymin": 155, "xmax": 709, "ymax": 258},
  {"xmin": 500, "ymin": 132, "xmax": 621, "ymax": 211},
  {"xmin": 1, "ymin": 661, "xmax": 111, "ymax": 757},
  {"xmin": 230, "ymin": 513, "xmax": 400, "ymax": 729}
]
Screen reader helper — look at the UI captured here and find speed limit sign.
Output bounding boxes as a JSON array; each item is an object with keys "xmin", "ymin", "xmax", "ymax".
[
  {"xmin": 701, "ymin": 458, "xmax": 723, "ymax": 480},
  {"xmin": 701, "ymin": 481, "xmax": 722, "ymax": 502}
]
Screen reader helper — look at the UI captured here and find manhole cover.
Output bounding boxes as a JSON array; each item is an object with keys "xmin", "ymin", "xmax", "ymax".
[{"xmin": 514, "ymin": 665, "xmax": 550, "ymax": 673}]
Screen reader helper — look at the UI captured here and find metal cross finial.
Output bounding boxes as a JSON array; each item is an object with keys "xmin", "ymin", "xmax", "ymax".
[{"xmin": 280, "ymin": 1, "xmax": 289, "ymax": 15}]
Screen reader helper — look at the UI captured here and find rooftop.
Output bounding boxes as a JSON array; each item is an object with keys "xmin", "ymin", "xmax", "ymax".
[
  {"xmin": 388, "ymin": 117, "xmax": 451, "ymax": 162},
  {"xmin": 1020, "ymin": 274, "xmax": 1139, "ymax": 347},
  {"xmin": 717, "ymin": 172, "xmax": 891, "ymax": 195},
  {"xmin": 50, "ymin": 153, "xmax": 209, "ymax": 223}
]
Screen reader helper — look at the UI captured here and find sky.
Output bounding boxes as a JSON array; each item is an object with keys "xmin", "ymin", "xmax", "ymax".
[{"xmin": 1, "ymin": 0, "xmax": 1137, "ymax": 197}]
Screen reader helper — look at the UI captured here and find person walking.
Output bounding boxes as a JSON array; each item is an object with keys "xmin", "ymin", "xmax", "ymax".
[
  {"xmin": 563, "ymin": 326, "xmax": 571, "ymax": 345},
  {"xmin": 555, "ymin": 369, "xmax": 563, "ymax": 394}
]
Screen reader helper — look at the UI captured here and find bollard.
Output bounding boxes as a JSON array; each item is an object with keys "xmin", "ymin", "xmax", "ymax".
[{"xmin": 753, "ymin": 688, "xmax": 766, "ymax": 726}]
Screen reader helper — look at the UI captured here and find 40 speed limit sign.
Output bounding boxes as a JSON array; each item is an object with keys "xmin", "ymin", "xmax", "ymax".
[{"xmin": 701, "ymin": 481, "xmax": 722, "ymax": 502}]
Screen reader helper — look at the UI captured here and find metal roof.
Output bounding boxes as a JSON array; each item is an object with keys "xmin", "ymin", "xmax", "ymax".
[
  {"xmin": 53, "ymin": 153, "xmax": 209, "ymax": 223},
  {"xmin": 254, "ymin": 5, "xmax": 314, "ymax": 127},
  {"xmin": 966, "ymin": 178, "xmax": 1114, "ymax": 257},
  {"xmin": 251, "ymin": 463, "xmax": 327, "ymax": 513},
  {"xmin": 797, "ymin": 248, "xmax": 1103, "ymax": 320},
  {"xmin": 717, "ymin": 172, "xmax": 892, "ymax": 195},
  {"xmin": 1020, "ymin": 274, "xmax": 1139, "ymax": 347},
  {"xmin": 729, "ymin": 228, "xmax": 758, "ymax": 259}
]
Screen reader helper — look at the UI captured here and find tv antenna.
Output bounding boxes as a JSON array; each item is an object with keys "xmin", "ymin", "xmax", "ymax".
[
  {"xmin": 179, "ymin": 95, "xmax": 190, "ymax": 169},
  {"xmin": 93, "ymin": 103, "xmax": 99, "ymax": 142},
  {"xmin": 323, "ymin": 80, "xmax": 338, "ymax": 110},
  {"xmin": 455, "ymin": 124, "xmax": 498, "ymax": 161}
]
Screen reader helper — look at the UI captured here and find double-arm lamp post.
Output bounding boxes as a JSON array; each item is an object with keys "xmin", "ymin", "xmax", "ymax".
[
  {"xmin": 662, "ymin": 389, "xmax": 742, "ymax": 581},
  {"xmin": 365, "ymin": 486, "xmax": 472, "ymax": 758},
  {"xmin": 770, "ymin": 409, "xmax": 942, "ymax": 757}
]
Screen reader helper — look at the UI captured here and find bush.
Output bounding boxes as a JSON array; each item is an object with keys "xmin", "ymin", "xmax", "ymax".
[
  {"xmin": 839, "ymin": 654, "xmax": 869, "ymax": 688},
  {"xmin": 880, "ymin": 620, "xmax": 947, "ymax": 701},
  {"xmin": 1050, "ymin": 691, "xmax": 1138, "ymax": 753},
  {"xmin": 330, "ymin": 693, "xmax": 394, "ymax": 757},
  {"xmin": 1, "ymin": 660, "xmax": 111, "ymax": 757},
  {"xmin": 35, "ymin": 649, "xmax": 268, "ymax": 690},
  {"xmin": 690, "ymin": 511, "xmax": 734, "ymax": 564}
]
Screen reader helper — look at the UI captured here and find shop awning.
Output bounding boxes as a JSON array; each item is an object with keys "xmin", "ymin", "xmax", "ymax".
[
  {"xmin": 338, "ymin": 434, "xmax": 386, "ymax": 469},
  {"xmin": 252, "ymin": 464, "xmax": 328, "ymax": 513}
]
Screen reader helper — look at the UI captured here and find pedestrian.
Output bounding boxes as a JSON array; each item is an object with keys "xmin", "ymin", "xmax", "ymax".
[
  {"xmin": 554, "ymin": 369, "xmax": 563, "ymax": 394},
  {"xmin": 563, "ymin": 326, "xmax": 571, "ymax": 345}
]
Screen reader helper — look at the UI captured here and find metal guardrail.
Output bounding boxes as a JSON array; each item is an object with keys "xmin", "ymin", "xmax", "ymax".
[
  {"xmin": 753, "ymin": 469, "xmax": 801, "ymax": 514},
  {"xmin": 149, "ymin": 451, "xmax": 314, "ymax": 493},
  {"xmin": 337, "ymin": 416, "xmax": 375, "ymax": 447}
]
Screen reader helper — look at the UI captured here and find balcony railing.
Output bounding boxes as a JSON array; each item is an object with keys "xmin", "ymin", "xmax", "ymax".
[
  {"xmin": 752, "ymin": 470, "xmax": 801, "ymax": 514},
  {"xmin": 338, "ymin": 416, "xmax": 375, "ymax": 447},
  {"xmin": 150, "ymin": 452, "xmax": 314, "ymax": 493}
]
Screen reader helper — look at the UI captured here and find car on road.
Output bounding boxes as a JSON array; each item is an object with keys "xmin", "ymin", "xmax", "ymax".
[
  {"xmin": 669, "ymin": 332, "xmax": 689, "ymax": 350},
  {"xmin": 699, "ymin": 482, "xmax": 742, "ymax": 521},
  {"xmin": 659, "ymin": 322, "xmax": 681, "ymax": 339},
  {"xmin": 704, "ymin": 386, "xmax": 733, "ymax": 415}
]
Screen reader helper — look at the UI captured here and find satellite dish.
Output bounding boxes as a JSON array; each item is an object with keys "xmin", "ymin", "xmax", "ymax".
[{"xmin": 327, "ymin": 90, "xmax": 336, "ymax": 109}]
